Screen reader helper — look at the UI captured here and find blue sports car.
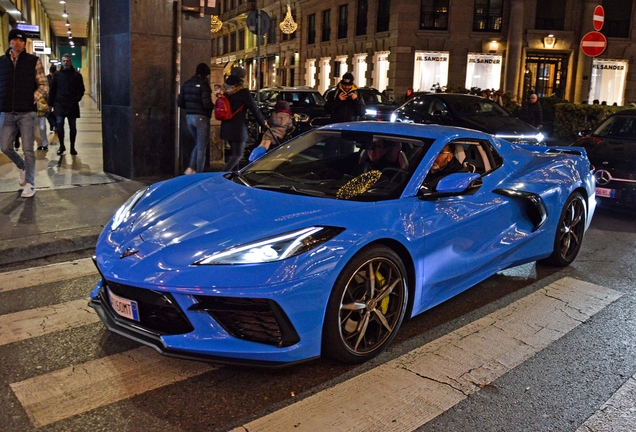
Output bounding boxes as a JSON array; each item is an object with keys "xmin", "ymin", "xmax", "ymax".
[{"xmin": 89, "ymin": 122, "xmax": 595, "ymax": 366}]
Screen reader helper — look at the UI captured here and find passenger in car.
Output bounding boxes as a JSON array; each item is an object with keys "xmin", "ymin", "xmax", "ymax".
[{"xmin": 423, "ymin": 143, "xmax": 475, "ymax": 191}]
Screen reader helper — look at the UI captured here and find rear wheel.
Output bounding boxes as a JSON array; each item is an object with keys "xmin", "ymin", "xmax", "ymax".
[
  {"xmin": 542, "ymin": 192, "xmax": 586, "ymax": 267},
  {"xmin": 322, "ymin": 245, "xmax": 408, "ymax": 363}
]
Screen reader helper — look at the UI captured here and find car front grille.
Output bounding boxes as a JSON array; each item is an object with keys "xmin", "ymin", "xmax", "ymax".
[
  {"xmin": 101, "ymin": 281, "xmax": 194, "ymax": 335},
  {"xmin": 189, "ymin": 296, "xmax": 300, "ymax": 348}
]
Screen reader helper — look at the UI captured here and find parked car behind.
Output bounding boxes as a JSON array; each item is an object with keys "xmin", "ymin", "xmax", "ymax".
[
  {"xmin": 571, "ymin": 109, "xmax": 636, "ymax": 208},
  {"xmin": 323, "ymin": 86, "xmax": 397, "ymax": 121},
  {"xmin": 391, "ymin": 93, "xmax": 545, "ymax": 145}
]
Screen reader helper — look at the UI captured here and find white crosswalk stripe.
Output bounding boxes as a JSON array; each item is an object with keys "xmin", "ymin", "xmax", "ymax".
[
  {"xmin": 0, "ymin": 258, "xmax": 97, "ymax": 293},
  {"xmin": 1, "ymin": 261, "xmax": 632, "ymax": 431}
]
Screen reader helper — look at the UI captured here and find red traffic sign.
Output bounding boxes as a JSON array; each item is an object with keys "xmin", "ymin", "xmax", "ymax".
[
  {"xmin": 593, "ymin": 5, "xmax": 605, "ymax": 31},
  {"xmin": 581, "ymin": 31, "xmax": 607, "ymax": 57}
]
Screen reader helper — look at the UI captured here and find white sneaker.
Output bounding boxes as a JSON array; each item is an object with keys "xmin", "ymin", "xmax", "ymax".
[
  {"xmin": 21, "ymin": 183, "xmax": 36, "ymax": 198},
  {"xmin": 18, "ymin": 169, "xmax": 26, "ymax": 186}
]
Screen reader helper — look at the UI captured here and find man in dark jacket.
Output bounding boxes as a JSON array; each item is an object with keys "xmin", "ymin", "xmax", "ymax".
[
  {"xmin": 220, "ymin": 66, "xmax": 267, "ymax": 171},
  {"xmin": 46, "ymin": 64, "xmax": 57, "ymax": 133},
  {"xmin": 525, "ymin": 93, "xmax": 543, "ymax": 130},
  {"xmin": 325, "ymin": 72, "xmax": 365, "ymax": 123},
  {"xmin": 0, "ymin": 28, "xmax": 49, "ymax": 198},
  {"xmin": 177, "ymin": 63, "xmax": 214, "ymax": 174},
  {"xmin": 49, "ymin": 54, "xmax": 85, "ymax": 156}
]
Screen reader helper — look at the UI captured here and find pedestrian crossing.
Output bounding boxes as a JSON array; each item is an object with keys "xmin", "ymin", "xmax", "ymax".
[{"xmin": 0, "ymin": 259, "xmax": 634, "ymax": 431}]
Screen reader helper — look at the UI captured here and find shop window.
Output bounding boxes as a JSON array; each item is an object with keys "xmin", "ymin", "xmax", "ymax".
[
  {"xmin": 322, "ymin": 10, "xmax": 331, "ymax": 42},
  {"xmin": 356, "ymin": 0, "xmax": 368, "ymax": 36},
  {"xmin": 589, "ymin": 59, "xmax": 628, "ymax": 106},
  {"xmin": 338, "ymin": 5, "xmax": 348, "ymax": 39},
  {"xmin": 308, "ymin": 14, "xmax": 316, "ymax": 45},
  {"xmin": 420, "ymin": 0, "xmax": 448, "ymax": 30},
  {"xmin": 373, "ymin": 51, "xmax": 390, "ymax": 91},
  {"xmin": 354, "ymin": 53, "xmax": 367, "ymax": 87},
  {"xmin": 413, "ymin": 51, "xmax": 449, "ymax": 92},
  {"xmin": 535, "ymin": 0, "xmax": 564, "ymax": 30},
  {"xmin": 377, "ymin": 0, "xmax": 390, "ymax": 33},
  {"xmin": 602, "ymin": 0, "xmax": 632, "ymax": 38},
  {"xmin": 473, "ymin": 0, "xmax": 502, "ymax": 32},
  {"xmin": 320, "ymin": 58, "xmax": 331, "ymax": 94},
  {"xmin": 305, "ymin": 59, "xmax": 316, "ymax": 88},
  {"xmin": 465, "ymin": 54, "xmax": 502, "ymax": 91}
]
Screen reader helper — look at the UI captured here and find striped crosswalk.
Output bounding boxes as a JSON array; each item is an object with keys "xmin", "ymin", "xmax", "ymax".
[{"xmin": 0, "ymin": 259, "xmax": 634, "ymax": 431}]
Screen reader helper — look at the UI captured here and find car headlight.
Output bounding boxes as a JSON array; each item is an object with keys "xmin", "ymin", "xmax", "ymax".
[
  {"xmin": 111, "ymin": 188, "xmax": 148, "ymax": 231},
  {"xmin": 365, "ymin": 109, "xmax": 378, "ymax": 117},
  {"xmin": 195, "ymin": 226, "xmax": 345, "ymax": 265},
  {"xmin": 390, "ymin": 113, "xmax": 397, "ymax": 122},
  {"xmin": 535, "ymin": 132, "xmax": 545, "ymax": 142}
]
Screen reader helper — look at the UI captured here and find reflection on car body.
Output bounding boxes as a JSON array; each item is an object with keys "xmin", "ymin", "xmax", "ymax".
[{"xmin": 89, "ymin": 122, "xmax": 595, "ymax": 367}]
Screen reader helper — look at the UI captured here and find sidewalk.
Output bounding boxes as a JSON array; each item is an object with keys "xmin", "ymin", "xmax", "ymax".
[{"xmin": 0, "ymin": 96, "xmax": 147, "ymax": 266}]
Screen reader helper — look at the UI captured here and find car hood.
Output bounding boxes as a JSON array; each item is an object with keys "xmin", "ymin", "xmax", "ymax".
[
  {"xmin": 124, "ymin": 175, "xmax": 357, "ymax": 250},
  {"xmin": 457, "ymin": 115, "xmax": 538, "ymax": 136}
]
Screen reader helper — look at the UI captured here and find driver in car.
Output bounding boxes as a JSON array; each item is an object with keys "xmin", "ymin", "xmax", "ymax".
[
  {"xmin": 423, "ymin": 143, "xmax": 474, "ymax": 191},
  {"xmin": 354, "ymin": 140, "xmax": 402, "ymax": 175}
]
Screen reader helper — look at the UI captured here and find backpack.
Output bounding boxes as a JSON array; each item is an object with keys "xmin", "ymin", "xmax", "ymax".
[{"xmin": 214, "ymin": 94, "xmax": 244, "ymax": 121}]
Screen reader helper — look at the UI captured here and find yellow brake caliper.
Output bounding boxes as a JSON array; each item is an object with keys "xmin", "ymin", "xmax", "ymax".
[{"xmin": 376, "ymin": 270, "xmax": 390, "ymax": 314}]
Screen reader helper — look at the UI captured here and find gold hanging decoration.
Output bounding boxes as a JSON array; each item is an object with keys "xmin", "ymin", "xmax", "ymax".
[
  {"xmin": 279, "ymin": 4, "xmax": 298, "ymax": 35},
  {"xmin": 211, "ymin": 15, "xmax": 223, "ymax": 33}
]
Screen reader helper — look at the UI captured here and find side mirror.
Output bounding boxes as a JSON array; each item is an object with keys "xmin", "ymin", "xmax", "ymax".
[{"xmin": 435, "ymin": 172, "xmax": 481, "ymax": 194}]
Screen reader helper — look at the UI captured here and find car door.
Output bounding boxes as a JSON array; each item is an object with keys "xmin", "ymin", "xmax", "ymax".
[{"xmin": 412, "ymin": 138, "xmax": 522, "ymax": 314}]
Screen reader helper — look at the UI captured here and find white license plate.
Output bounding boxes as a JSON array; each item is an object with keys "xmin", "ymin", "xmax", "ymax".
[
  {"xmin": 108, "ymin": 288, "xmax": 140, "ymax": 321},
  {"xmin": 596, "ymin": 187, "xmax": 615, "ymax": 198}
]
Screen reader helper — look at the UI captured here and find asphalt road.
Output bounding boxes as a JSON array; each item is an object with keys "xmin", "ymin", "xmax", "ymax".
[{"xmin": 0, "ymin": 205, "xmax": 634, "ymax": 432}]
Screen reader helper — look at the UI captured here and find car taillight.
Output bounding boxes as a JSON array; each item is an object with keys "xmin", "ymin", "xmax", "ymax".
[{"xmin": 590, "ymin": 136, "xmax": 603, "ymax": 144}]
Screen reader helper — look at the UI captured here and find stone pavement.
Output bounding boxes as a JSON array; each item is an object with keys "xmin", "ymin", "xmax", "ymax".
[{"xmin": 0, "ymin": 96, "xmax": 148, "ymax": 266}]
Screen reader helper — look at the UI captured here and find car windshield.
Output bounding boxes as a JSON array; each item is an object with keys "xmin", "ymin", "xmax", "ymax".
[
  {"xmin": 593, "ymin": 115, "xmax": 636, "ymax": 139},
  {"xmin": 446, "ymin": 97, "xmax": 510, "ymax": 116},
  {"xmin": 236, "ymin": 130, "xmax": 431, "ymax": 201},
  {"xmin": 359, "ymin": 90, "xmax": 391, "ymax": 105},
  {"xmin": 260, "ymin": 91, "xmax": 326, "ymax": 107}
]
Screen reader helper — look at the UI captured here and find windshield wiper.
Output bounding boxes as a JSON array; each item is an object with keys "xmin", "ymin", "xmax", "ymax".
[
  {"xmin": 232, "ymin": 171, "xmax": 251, "ymax": 186},
  {"xmin": 253, "ymin": 184, "xmax": 327, "ymax": 197}
]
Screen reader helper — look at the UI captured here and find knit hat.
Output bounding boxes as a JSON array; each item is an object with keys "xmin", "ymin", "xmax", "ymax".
[
  {"xmin": 196, "ymin": 63, "xmax": 211, "ymax": 76},
  {"xmin": 274, "ymin": 100, "xmax": 291, "ymax": 113},
  {"xmin": 231, "ymin": 66, "xmax": 247, "ymax": 79},
  {"xmin": 8, "ymin": 29, "xmax": 27, "ymax": 43},
  {"xmin": 340, "ymin": 72, "xmax": 354, "ymax": 85}
]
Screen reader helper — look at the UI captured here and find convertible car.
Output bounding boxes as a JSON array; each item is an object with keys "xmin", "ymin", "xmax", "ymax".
[{"xmin": 89, "ymin": 122, "xmax": 595, "ymax": 367}]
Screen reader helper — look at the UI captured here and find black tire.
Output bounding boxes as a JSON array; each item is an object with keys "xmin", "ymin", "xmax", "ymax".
[
  {"xmin": 542, "ymin": 192, "xmax": 586, "ymax": 267},
  {"xmin": 322, "ymin": 245, "xmax": 408, "ymax": 363}
]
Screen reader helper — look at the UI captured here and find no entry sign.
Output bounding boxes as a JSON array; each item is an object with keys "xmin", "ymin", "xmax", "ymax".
[
  {"xmin": 581, "ymin": 31, "xmax": 607, "ymax": 57},
  {"xmin": 593, "ymin": 5, "xmax": 605, "ymax": 31}
]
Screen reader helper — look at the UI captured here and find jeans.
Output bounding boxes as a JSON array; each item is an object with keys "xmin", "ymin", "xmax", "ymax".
[
  {"xmin": 186, "ymin": 114, "xmax": 211, "ymax": 172},
  {"xmin": 37, "ymin": 117, "xmax": 49, "ymax": 147},
  {"xmin": 56, "ymin": 115, "xmax": 77, "ymax": 149},
  {"xmin": 223, "ymin": 140, "xmax": 246, "ymax": 172},
  {"xmin": 0, "ymin": 112, "xmax": 36, "ymax": 186}
]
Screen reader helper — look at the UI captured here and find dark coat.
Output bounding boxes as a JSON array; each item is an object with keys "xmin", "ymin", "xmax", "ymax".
[
  {"xmin": 219, "ymin": 79, "xmax": 266, "ymax": 142},
  {"xmin": 0, "ymin": 49, "xmax": 39, "ymax": 113},
  {"xmin": 525, "ymin": 101, "xmax": 543, "ymax": 128},
  {"xmin": 325, "ymin": 85, "xmax": 365, "ymax": 123},
  {"xmin": 49, "ymin": 68, "xmax": 85, "ymax": 118},
  {"xmin": 177, "ymin": 75, "xmax": 213, "ymax": 117}
]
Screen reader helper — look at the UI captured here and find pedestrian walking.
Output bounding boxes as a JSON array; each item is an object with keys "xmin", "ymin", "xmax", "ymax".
[
  {"xmin": 177, "ymin": 62, "xmax": 214, "ymax": 175},
  {"xmin": 36, "ymin": 95, "xmax": 50, "ymax": 150},
  {"xmin": 0, "ymin": 28, "xmax": 49, "ymax": 198},
  {"xmin": 325, "ymin": 72, "xmax": 365, "ymax": 123},
  {"xmin": 220, "ymin": 67, "xmax": 267, "ymax": 172},
  {"xmin": 46, "ymin": 65, "xmax": 57, "ymax": 135},
  {"xmin": 49, "ymin": 54, "xmax": 85, "ymax": 156}
]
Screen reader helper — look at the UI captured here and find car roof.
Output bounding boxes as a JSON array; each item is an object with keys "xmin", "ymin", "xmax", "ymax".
[
  {"xmin": 261, "ymin": 86, "xmax": 319, "ymax": 92},
  {"xmin": 609, "ymin": 109, "xmax": 636, "ymax": 116},
  {"xmin": 317, "ymin": 121, "xmax": 496, "ymax": 141}
]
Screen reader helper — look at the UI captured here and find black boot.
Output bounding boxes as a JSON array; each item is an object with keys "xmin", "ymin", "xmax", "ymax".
[
  {"xmin": 70, "ymin": 146, "xmax": 77, "ymax": 156},
  {"xmin": 57, "ymin": 145, "xmax": 66, "ymax": 156}
]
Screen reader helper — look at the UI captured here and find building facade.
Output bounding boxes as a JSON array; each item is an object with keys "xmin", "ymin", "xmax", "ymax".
[{"xmin": 212, "ymin": 0, "xmax": 636, "ymax": 105}]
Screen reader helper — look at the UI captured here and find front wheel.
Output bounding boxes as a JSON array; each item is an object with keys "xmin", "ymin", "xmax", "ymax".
[
  {"xmin": 322, "ymin": 245, "xmax": 408, "ymax": 363},
  {"xmin": 541, "ymin": 192, "xmax": 586, "ymax": 267}
]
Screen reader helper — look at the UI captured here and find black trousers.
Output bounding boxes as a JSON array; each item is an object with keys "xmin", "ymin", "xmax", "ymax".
[{"xmin": 56, "ymin": 115, "xmax": 77, "ymax": 149}]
